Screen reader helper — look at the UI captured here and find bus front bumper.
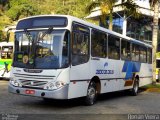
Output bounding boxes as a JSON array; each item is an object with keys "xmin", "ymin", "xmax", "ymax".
[{"xmin": 8, "ymin": 83, "xmax": 69, "ymax": 99}]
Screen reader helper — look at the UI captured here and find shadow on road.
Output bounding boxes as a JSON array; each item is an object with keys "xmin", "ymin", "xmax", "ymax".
[
  {"xmin": 40, "ymin": 98, "xmax": 85, "ymax": 108},
  {"xmin": 21, "ymin": 89, "xmax": 146, "ymax": 108}
]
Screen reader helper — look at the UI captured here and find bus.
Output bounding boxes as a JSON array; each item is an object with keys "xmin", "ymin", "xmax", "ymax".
[
  {"xmin": 0, "ymin": 26, "xmax": 15, "ymax": 79},
  {"xmin": 8, "ymin": 15, "xmax": 152, "ymax": 105},
  {"xmin": 0, "ymin": 42, "xmax": 14, "ymax": 78}
]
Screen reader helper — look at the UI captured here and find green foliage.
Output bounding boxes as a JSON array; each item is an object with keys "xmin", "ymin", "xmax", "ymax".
[
  {"xmin": 54, "ymin": 0, "xmax": 90, "ymax": 19},
  {"xmin": 86, "ymin": 0, "xmax": 141, "ymax": 30},
  {"xmin": 0, "ymin": 15, "xmax": 11, "ymax": 31},
  {"xmin": 86, "ymin": 0, "xmax": 117, "ymax": 29},
  {"xmin": 6, "ymin": 0, "xmax": 41, "ymax": 21},
  {"xmin": 118, "ymin": 0, "xmax": 141, "ymax": 18},
  {"xmin": 0, "ymin": 30, "xmax": 5, "ymax": 41},
  {"xmin": 1, "ymin": 0, "xmax": 91, "ymax": 21},
  {"xmin": 0, "ymin": 0, "xmax": 9, "ymax": 12},
  {"xmin": 0, "ymin": 0, "xmax": 90, "ymax": 33},
  {"xmin": 143, "ymin": 84, "xmax": 160, "ymax": 89}
]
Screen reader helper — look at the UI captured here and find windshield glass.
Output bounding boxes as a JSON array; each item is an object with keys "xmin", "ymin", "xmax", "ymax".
[{"xmin": 13, "ymin": 29, "xmax": 69, "ymax": 69}]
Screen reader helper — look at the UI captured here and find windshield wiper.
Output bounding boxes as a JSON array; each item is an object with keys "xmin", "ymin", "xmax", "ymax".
[
  {"xmin": 36, "ymin": 27, "xmax": 54, "ymax": 58},
  {"xmin": 23, "ymin": 29, "xmax": 35, "ymax": 67},
  {"xmin": 39, "ymin": 26, "xmax": 53, "ymax": 40},
  {"xmin": 24, "ymin": 29, "xmax": 33, "ymax": 42},
  {"xmin": 23, "ymin": 29, "xmax": 33, "ymax": 55}
]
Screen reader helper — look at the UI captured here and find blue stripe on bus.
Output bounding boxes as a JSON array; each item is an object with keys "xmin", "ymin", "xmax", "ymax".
[{"xmin": 122, "ymin": 61, "xmax": 141, "ymax": 80}]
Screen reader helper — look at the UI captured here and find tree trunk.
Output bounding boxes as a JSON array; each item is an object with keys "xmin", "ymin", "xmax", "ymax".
[
  {"xmin": 152, "ymin": 1, "xmax": 159, "ymax": 83},
  {"xmin": 109, "ymin": 12, "xmax": 113, "ymax": 30}
]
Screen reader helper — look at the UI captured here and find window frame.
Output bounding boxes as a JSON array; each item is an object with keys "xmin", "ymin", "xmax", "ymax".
[
  {"xmin": 139, "ymin": 46, "xmax": 147, "ymax": 63},
  {"xmin": 131, "ymin": 43, "xmax": 140, "ymax": 62},
  {"xmin": 121, "ymin": 39, "xmax": 131, "ymax": 61},
  {"xmin": 91, "ymin": 29, "xmax": 107, "ymax": 58},
  {"xmin": 71, "ymin": 22, "xmax": 90, "ymax": 66},
  {"xmin": 147, "ymin": 47, "xmax": 152, "ymax": 64},
  {"xmin": 108, "ymin": 34, "xmax": 120, "ymax": 60}
]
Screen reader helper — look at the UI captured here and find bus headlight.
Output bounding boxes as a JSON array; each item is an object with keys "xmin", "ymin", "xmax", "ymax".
[
  {"xmin": 10, "ymin": 77, "xmax": 22, "ymax": 87},
  {"xmin": 44, "ymin": 81, "xmax": 66, "ymax": 90}
]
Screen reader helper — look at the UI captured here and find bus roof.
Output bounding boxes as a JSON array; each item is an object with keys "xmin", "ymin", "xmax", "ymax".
[{"xmin": 17, "ymin": 15, "xmax": 152, "ymax": 48}]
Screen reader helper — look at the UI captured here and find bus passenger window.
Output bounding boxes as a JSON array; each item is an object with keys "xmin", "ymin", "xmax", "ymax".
[
  {"xmin": 140, "ymin": 46, "xmax": 147, "ymax": 63},
  {"xmin": 121, "ymin": 39, "xmax": 131, "ymax": 60},
  {"xmin": 72, "ymin": 30, "xmax": 89, "ymax": 66},
  {"xmin": 147, "ymin": 48, "xmax": 152, "ymax": 64},
  {"xmin": 108, "ymin": 35, "xmax": 120, "ymax": 60},
  {"xmin": 132, "ymin": 44, "xmax": 140, "ymax": 61},
  {"xmin": 91, "ymin": 29, "xmax": 107, "ymax": 58}
]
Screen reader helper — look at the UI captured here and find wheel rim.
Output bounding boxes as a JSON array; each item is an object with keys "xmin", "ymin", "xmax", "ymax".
[
  {"xmin": 87, "ymin": 86, "xmax": 96, "ymax": 104},
  {"xmin": 134, "ymin": 82, "xmax": 138, "ymax": 93}
]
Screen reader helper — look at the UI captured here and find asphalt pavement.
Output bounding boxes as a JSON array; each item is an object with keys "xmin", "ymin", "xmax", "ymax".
[{"xmin": 0, "ymin": 80, "xmax": 160, "ymax": 120}]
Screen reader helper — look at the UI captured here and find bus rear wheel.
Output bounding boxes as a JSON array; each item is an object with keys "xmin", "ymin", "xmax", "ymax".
[
  {"xmin": 85, "ymin": 81, "xmax": 97, "ymax": 106},
  {"xmin": 131, "ymin": 79, "xmax": 139, "ymax": 96}
]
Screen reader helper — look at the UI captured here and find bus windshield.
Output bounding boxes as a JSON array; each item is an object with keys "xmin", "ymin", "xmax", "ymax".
[{"xmin": 13, "ymin": 29, "xmax": 69, "ymax": 69}]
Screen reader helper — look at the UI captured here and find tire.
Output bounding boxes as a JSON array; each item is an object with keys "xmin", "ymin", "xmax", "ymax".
[
  {"xmin": 131, "ymin": 79, "xmax": 139, "ymax": 96},
  {"xmin": 85, "ymin": 81, "xmax": 97, "ymax": 106}
]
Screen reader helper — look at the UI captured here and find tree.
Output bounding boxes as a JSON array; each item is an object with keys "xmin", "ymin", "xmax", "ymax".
[
  {"xmin": 0, "ymin": 0, "xmax": 9, "ymax": 13},
  {"xmin": 150, "ymin": 0, "xmax": 159, "ymax": 83},
  {"xmin": 86, "ymin": 0, "xmax": 140, "ymax": 31},
  {"xmin": 86, "ymin": 0, "xmax": 117, "ymax": 30},
  {"xmin": 55, "ymin": 0, "xmax": 90, "ymax": 19},
  {"xmin": 117, "ymin": 0, "xmax": 140, "ymax": 35},
  {"xmin": 6, "ymin": 0, "xmax": 40, "ymax": 21}
]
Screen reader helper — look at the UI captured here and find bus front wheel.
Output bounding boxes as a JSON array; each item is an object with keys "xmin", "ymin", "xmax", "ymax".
[{"xmin": 85, "ymin": 81, "xmax": 97, "ymax": 106}]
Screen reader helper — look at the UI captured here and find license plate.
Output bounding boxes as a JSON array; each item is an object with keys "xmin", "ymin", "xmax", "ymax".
[{"xmin": 25, "ymin": 89, "xmax": 35, "ymax": 95}]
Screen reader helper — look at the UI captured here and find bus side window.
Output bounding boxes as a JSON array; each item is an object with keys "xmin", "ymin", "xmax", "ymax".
[
  {"xmin": 72, "ymin": 24, "xmax": 90, "ymax": 66},
  {"xmin": 108, "ymin": 35, "xmax": 120, "ymax": 60},
  {"xmin": 91, "ymin": 29, "xmax": 107, "ymax": 58},
  {"xmin": 121, "ymin": 39, "xmax": 131, "ymax": 60},
  {"xmin": 147, "ymin": 48, "xmax": 152, "ymax": 64},
  {"xmin": 140, "ymin": 46, "xmax": 147, "ymax": 63},
  {"xmin": 132, "ymin": 44, "xmax": 140, "ymax": 61}
]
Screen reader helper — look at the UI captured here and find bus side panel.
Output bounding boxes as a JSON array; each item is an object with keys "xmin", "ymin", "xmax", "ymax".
[
  {"xmin": 68, "ymin": 62, "xmax": 90, "ymax": 99},
  {"xmin": 119, "ymin": 61, "xmax": 152, "ymax": 90},
  {"xmin": 119, "ymin": 60, "xmax": 133, "ymax": 91},
  {"xmin": 139, "ymin": 63, "xmax": 152, "ymax": 87},
  {"xmin": 90, "ymin": 58, "xmax": 122, "ymax": 93},
  {"xmin": 68, "ymin": 81, "xmax": 89, "ymax": 99}
]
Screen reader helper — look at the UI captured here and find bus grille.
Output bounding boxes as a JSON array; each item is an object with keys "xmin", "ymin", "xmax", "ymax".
[
  {"xmin": 19, "ymin": 79, "xmax": 48, "ymax": 88},
  {"xmin": 13, "ymin": 73, "xmax": 54, "ymax": 89}
]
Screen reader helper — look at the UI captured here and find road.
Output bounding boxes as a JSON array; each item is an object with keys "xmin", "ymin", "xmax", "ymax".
[{"xmin": 0, "ymin": 80, "xmax": 160, "ymax": 120}]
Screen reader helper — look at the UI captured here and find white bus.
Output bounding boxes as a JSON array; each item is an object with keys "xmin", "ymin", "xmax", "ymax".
[{"xmin": 8, "ymin": 15, "xmax": 152, "ymax": 105}]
